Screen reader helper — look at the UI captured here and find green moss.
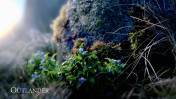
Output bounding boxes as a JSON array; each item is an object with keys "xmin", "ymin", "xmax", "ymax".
[
  {"xmin": 51, "ymin": 5, "xmax": 67, "ymax": 43},
  {"xmin": 129, "ymin": 31, "xmax": 144, "ymax": 50},
  {"xmin": 128, "ymin": 6, "xmax": 155, "ymax": 53},
  {"xmin": 129, "ymin": 30, "xmax": 155, "ymax": 53},
  {"xmin": 72, "ymin": 38, "xmax": 87, "ymax": 55},
  {"xmin": 90, "ymin": 41, "xmax": 121, "ymax": 62},
  {"xmin": 96, "ymin": 19, "xmax": 103, "ymax": 27},
  {"xmin": 52, "ymin": 5, "xmax": 66, "ymax": 28}
]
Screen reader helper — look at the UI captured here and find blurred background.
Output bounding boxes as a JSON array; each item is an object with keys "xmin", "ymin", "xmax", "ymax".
[{"xmin": 0, "ymin": 0, "xmax": 66, "ymax": 68}]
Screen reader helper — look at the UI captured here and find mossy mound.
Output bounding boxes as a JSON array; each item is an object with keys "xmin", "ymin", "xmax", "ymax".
[
  {"xmin": 72, "ymin": 38, "xmax": 87, "ymax": 55},
  {"xmin": 90, "ymin": 41, "xmax": 121, "ymax": 62},
  {"xmin": 51, "ymin": 5, "xmax": 67, "ymax": 43}
]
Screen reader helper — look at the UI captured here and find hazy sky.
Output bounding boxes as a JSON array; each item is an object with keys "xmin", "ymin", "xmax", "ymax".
[
  {"xmin": 0, "ymin": 0, "xmax": 26, "ymax": 37},
  {"xmin": 12, "ymin": 0, "xmax": 26, "ymax": 17}
]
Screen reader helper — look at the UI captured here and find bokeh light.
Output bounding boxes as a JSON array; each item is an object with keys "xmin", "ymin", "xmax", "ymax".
[{"xmin": 0, "ymin": 0, "xmax": 24, "ymax": 38}]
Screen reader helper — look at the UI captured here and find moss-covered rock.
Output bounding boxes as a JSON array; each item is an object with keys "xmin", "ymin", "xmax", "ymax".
[
  {"xmin": 52, "ymin": 0, "xmax": 176, "ymax": 62},
  {"xmin": 53, "ymin": 0, "xmax": 175, "ymax": 51}
]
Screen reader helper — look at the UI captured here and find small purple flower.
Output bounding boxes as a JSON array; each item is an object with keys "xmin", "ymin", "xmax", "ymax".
[
  {"xmin": 88, "ymin": 66, "xmax": 92, "ymax": 69},
  {"xmin": 71, "ymin": 57, "xmax": 75, "ymax": 61},
  {"xmin": 34, "ymin": 54, "xmax": 38, "ymax": 58},
  {"xmin": 29, "ymin": 59, "xmax": 34, "ymax": 64},
  {"xmin": 95, "ymin": 74, "xmax": 99, "ymax": 78},
  {"xmin": 112, "ymin": 59, "xmax": 121, "ymax": 64},
  {"xmin": 109, "ymin": 69, "xmax": 113, "ymax": 73},
  {"xmin": 116, "ymin": 60, "xmax": 121, "ymax": 64},
  {"xmin": 41, "ymin": 59, "xmax": 45, "ymax": 63},
  {"xmin": 112, "ymin": 59, "xmax": 116, "ymax": 63},
  {"xmin": 40, "ymin": 52, "xmax": 45, "ymax": 55},
  {"xmin": 106, "ymin": 92, "xmax": 110, "ymax": 97},
  {"xmin": 32, "ymin": 72, "xmax": 38, "ymax": 79},
  {"xmin": 78, "ymin": 48, "xmax": 84, "ymax": 52},
  {"xmin": 34, "ymin": 71, "xmax": 38, "ymax": 75},
  {"xmin": 39, "ymin": 65, "xmax": 44, "ymax": 70},
  {"xmin": 32, "ymin": 74, "xmax": 38, "ymax": 79},
  {"xmin": 37, "ymin": 50, "xmax": 42, "ymax": 54},
  {"xmin": 82, "ymin": 52, "xmax": 86, "ymax": 55},
  {"xmin": 59, "ymin": 76, "xmax": 63, "ymax": 80},
  {"xmin": 78, "ymin": 77, "xmax": 86, "ymax": 84},
  {"xmin": 40, "ymin": 56, "xmax": 44, "ymax": 59},
  {"xmin": 51, "ymin": 59, "xmax": 55, "ymax": 62},
  {"xmin": 34, "ymin": 50, "xmax": 45, "ymax": 57}
]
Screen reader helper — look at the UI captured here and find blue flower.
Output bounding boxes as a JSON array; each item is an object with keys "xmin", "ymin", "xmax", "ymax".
[
  {"xmin": 78, "ymin": 48, "xmax": 84, "ymax": 52},
  {"xmin": 109, "ymin": 69, "xmax": 113, "ymax": 73},
  {"xmin": 82, "ymin": 52, "xmax": 86, "ymax": 55},
  {"xmin": 71, "ymin": 57, "xmax": 75, "ymax": 61},
  {"xmin": 40, "ymin": 52, "xmax": 45, "ymax": 55},
  {"xmin": 51, "ymin": 59, "xmax": 55, "ymax": 62},
  {"xmin": 106, "ymin": 92, "xmax": 110, "ymax": 97},
  {"xmin": 95, "ymin": 74, "xmax": 99, "ymax": 78},
  {"xmin": 112, "ymin": 59, "xmax": 116, "ymax": 63},
  {"xmin": 41, "ymin": 59, "xmax": 45, "ymax": 63},
  {"xmin": 40, "ymin": 56, "xmax": 44, "ymax": 59},
  {"xmin": 39, "ymin": 65, "xmax": 44, "ymax": 70},
  {"xmin": 29, "ymin": 59, "xmax": 34, "ymax": 64},
  {"xmin": 34, "ymin": 50, "xmax": 45, "ymax": 57},
  {"xmin": 116, "ymin": 60, "xmax": 121, "ymax": 64},
  {"xmin": 32, "ymin": 72, "xmax": 38, "ymax": 79},
  {"xmin": 37, "ymin": 50, "xmax": 42, "ymax": 53},
  {"xmin": 59, "ymin": 76, "xmax": 63, "ymax": 80},
  {"xmin": 34, "ymin": 72, "xmax": 38, "ymax": 75},
  {"xmin": 112, "ymin": 59, "xmax": 121, "ymax": 64},
  {"xmin": 88, "ymin": 66, "xmax": 92, "ymax": 69},
  {"xmin": 32, "ymin": 74, "xmax": 38, "ymax": 79},
  {"xmin": 78, "ymin": 77, "xmax": 86, "ymax": 84},
  {"xmin": 34, "ymin": 54, "xmax": 38, "ymax": 58}
]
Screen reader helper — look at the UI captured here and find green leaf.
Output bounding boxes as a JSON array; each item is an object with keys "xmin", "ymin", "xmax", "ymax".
[
  {"xmin": 90, "ymin": 77, "xmax": 95, "ymax": 85},
  {"xmin": 51, "ymin": 53, "xmax": 57, "ymax": 60},
  {"xmin": 45, "ymin": 53, "xmax": 49, "ymax": 60},
  {"xmin": 74, "ymin": 56, "xmax": 82, "ymax": 60},
  {"xmin": 66, "ymin": 75, "xmax": 76, "ymax": 81},
  {"xmin": 76, "ymin": 83, "xmax": 81, "ymax": 89},
  {"xmin": 62, "ymin": 66, "xmax": 67, "ymax": 69},
  {"xmin": 77, "ymin": 71, "xmax": 83, "ymax": 77},
  {"xmin": 119, "ymin": 64, "xmax": 126, "ymax": 68}
]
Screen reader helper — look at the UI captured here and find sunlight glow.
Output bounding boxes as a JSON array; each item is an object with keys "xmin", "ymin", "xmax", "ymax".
[{"xmin": 0, "ymin": 0, "xmax": 21, "ymax": 38}]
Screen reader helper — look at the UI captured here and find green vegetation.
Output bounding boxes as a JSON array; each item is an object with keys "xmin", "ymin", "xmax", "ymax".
[
  {"xmin": 90, "ymin": 41, "xmax": 121, "ymax": 62},
  {"xmin": 1, "ymin": 1, "xmax": 176, "ymax": 99},
  {"xmin": 25, "ymin": 45, "xmax": 126, "ymax": 98},
  {"xmin": 129, "ymin": 30, "xmax": 155, "ymax": 51},
  {"xmin": 51, "ymin": 5, "xmax": 67, "ymax": 43},
  {"xmin": 72, "ymin": 38, "xmax": 87, "ymax": 55},
  {"xmin": 96, "ymin": 19, "xmax": 103, "ymax": 27}
]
